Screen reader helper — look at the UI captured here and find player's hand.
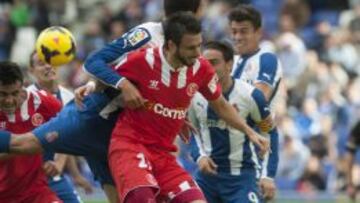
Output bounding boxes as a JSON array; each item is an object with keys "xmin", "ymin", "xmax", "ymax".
[
  {"xmin": 198, "ymin": 156, "xmax": 217, "ymax": 175},
  {"xmin": 179, "ymin": 119, "xmax": 198, "ymax": 144},
  {"xmin": 118, "ymin": 78, "xmax": 145, "ymax": 109},
  {"xmin": 347, "ymin": 184, "xmax": 357, "ymax": 201},
  {"xmin": 249, "ymin": 133, "xmax": 270, "ymax": 156},
  {"xmin": 73, "ymin": 175, "xmax": 94, "ymax": 194},
  {"xmin": 43, "ymin": 161, "xmax": 61, "ymax": 177},
  {"xmin": 75, "ymin": 82, "xmax": 95, "ymax": 108},
  {"xmin": 259, "ymin": 178, "xmax": 276, "ymax": 201}
]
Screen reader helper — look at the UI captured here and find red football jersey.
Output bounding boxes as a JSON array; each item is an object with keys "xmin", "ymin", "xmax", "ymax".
[
  {"xmin": 113, "ymin": 47, "xmax": 221, "ymax": 151},
  {"xmin": 0, "ymin": 90, "xmax": 62, "ymax": 199}
]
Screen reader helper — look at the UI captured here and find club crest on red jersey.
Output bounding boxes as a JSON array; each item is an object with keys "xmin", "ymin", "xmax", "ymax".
[
  {"xmin": 31, "ymin": 113, "xmax": 44, "ymax": 126},
  {"xmin": 186, "ymin": 83, "xmax": 198, "ymax": 97}
]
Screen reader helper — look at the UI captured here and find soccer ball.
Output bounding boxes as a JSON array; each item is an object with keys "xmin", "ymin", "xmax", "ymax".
[{"xmin": 35, "ymin": 26, "xmax": 76, "ymax": 67}]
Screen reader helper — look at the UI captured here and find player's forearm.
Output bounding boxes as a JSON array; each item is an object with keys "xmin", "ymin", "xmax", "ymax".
[
  {"xmin": 54, "ymin": 153, "xmax": 68, "ymax": 174},
  {"xmin": 83, "ymin": 29, "xmax": 151, "ymax": 88},
  {"xmin": 66, "ymin": 156, "xmax": 83, "ymax": 178},
  {"xmin": 9, "ymin": 133, "xmax": 43, "ymax": 154},
  {"xmin": 83, "ymin": 43, "xmax": 125, "ymax": 88},
  {"xmin": 209, "ymin": 97, "xmax": 256, "ymax": 137}
]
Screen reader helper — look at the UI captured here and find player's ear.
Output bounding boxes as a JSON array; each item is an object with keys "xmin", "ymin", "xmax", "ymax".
[
  {"xmin": 167, "ymin": 40, "xmax": 177, "ymax": 53},
  {"xmin": 255, "ymin": 27, "xmax": 263, "ymax": 41},
  {"xmin": 226, "ymin": 60, "xmax": 233, "ymax": 73}
]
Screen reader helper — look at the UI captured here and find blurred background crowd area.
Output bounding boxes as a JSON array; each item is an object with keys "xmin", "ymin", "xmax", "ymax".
[{"xmin": 0, "ymin": 0, "xmax": 360, "ymax": 197}]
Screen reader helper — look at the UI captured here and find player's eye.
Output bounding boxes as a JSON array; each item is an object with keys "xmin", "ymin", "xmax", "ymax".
[{"xmin": 209, "ymin": 59, "xmax": 219, "ymax": 66}]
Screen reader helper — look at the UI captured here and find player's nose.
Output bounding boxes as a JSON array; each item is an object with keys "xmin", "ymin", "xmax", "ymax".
[{"xmin": 3, "ymin": 96, "xmax": 16, "ymax": 107}]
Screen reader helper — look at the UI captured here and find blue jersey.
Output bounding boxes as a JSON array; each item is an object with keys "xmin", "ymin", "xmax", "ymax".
[
  {"xmin": 33, "ymin": 91, "xmax": 116, "ymax": 158},
  {"xmin": 189, "ymin": 79, "xmax": 271, "ymax": 176},
  {"xmin": 83, "ymin": 22, "xmax": 163, "ymax": 88},
  {"xmin": 27, "ymin": 84, "xmax": 81, "ymax": 203},
  {"xmin": 27, "ymin": 84, "xmax": 74, "ymax": 161},
  {"xmin": 190, "ymin": 79, "xmax": 271, "ymax": 203},
  {"xmin": 32, "ymin": 91, "xmax": 117, "ymax": 185},
  {"xmin": 232, "ymin": 48, "xmax": 282, "ymax": 178}
]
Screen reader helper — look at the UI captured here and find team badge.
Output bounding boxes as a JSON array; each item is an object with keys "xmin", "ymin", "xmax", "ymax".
[
  {"xmin": 127, "ymin": 28, "xmax": 149, "ymax": 46},
  {"xmin": 45, "ymin": 131, "xmax": 59, "ymax": 143},
  {"xmin": 31, "ymin": 113, "xmax": 44, "ymax": 126},
  {"xmin": 186, "ymin": 83, "xmax": 198, "ymax": 97}
]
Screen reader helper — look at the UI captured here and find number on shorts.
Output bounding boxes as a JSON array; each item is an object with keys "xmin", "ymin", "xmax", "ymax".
[
  {"xmin": 248, "ymin": 191, "xmax": 259, "ymax": 203},
  {"xmin": 136, "ymin": 153, "xmax": 151, "ymax": 169}
]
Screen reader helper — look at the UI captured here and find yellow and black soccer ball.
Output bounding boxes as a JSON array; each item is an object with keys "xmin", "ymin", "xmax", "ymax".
[{"xmin": 35, "ymin": 26, "xmax": 76, "ymax": 67}]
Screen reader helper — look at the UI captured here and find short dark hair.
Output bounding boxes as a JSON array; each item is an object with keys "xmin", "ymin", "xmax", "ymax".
[
  {"xmin": 204, "ymin": 41, "xmax": 234, "ymax": 62},
  {"xmin": 228, "ymin": 5, "xmax": 262, "ymax": 30},
  {"xmin": 0, "ymin": 61, "xmax": 24, "ymax": 85},
  {"xmin": 164, "ymin": 0, "xmax": 201, "ymax": 17},
  {"xmin": 163, "ymin": 12, "xmax": 202, "ymax": 46}
]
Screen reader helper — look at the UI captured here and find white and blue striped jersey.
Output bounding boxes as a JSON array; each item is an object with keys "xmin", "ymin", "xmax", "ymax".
[
  {"xmin": 232, "ymin": 48, "xmax": 282, "ymax": 110},
  {"xmin": 232, "ymin": 48, "xmax": 282, "ymax": 179},
  {"xmin": 27, "ymin": 84, "xmax": 74, "ymax": 105},
  {"xmin": 189, "ymin": 79, "xmax": 270, "ymax": 176}
]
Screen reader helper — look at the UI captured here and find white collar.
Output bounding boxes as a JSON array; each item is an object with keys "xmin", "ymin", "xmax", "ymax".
[{"xmin": 159, "ymin": 47, "xmax": 185, "ymax": 72}]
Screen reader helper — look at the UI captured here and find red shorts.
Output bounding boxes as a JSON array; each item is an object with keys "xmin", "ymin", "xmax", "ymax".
[
  {"xmin": 0, "ymin": 186, "xmax": 62, "ymax": 203},
  {"xmin": 109, "ymin": 138, "xmax": 204, "ymax": 202}
]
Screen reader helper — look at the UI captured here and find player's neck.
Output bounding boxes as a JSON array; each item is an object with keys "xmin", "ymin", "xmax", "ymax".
[
  {"xmin": 240, "ymin": 47, "xmax": 260, "ymax": 57},
  {"xmin": 36, "ymin": 80, "xmax": 59, "ymax": 93},
  {"xmin": 220, "ymin": 77, "xmax": 233, "ymax": 94},
  {"xmin": 163, "ymin": 47, "xmax": 183, "ymax": 70}
]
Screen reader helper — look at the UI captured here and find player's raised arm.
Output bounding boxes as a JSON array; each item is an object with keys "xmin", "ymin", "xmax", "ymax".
[
  {"xmin": 208, "ymin": 95, "xmax": 269, "ymax": 154},
  {"xmin": 83, "ymin": 27, "xmax": 152, "ymax": 89},
  {"xmin": 0, "ymin": 130, "xmax": 44, "ymax": 155}
]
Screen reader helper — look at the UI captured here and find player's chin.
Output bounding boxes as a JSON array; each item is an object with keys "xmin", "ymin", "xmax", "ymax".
[{"xmin": 186, "ymin": 58, "xmax": 197, "ymax": 66}]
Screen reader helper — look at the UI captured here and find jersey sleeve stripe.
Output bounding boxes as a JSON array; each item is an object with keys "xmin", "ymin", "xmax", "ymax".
[
  {"xmin": 145, "ymin": 48, "xmax": 155, "ymax": 69},
  {"xmin": 257, "ymin": 53, "xmax": 278, "ymax": 86},
  {"xmin": 250, "ymin": 89, "xmax": 270, "ymax": 119}
]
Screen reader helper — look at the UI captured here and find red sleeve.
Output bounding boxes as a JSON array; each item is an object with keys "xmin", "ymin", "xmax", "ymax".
[
  {"xmin": 198, "ymin": 59, "xmax": 222, "ymax": 101},
  {"xmin": 36, "ymin": 91, "xmax": 62, "ymax": 121},
  {"xmin": 114, "ymin": 50, "xmax": 146, "ymax": 84}
]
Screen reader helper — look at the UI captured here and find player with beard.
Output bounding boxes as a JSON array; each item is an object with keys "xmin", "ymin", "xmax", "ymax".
[{"xmin": 106, "ymin": 12, "xmax": 268, "ymax": 203}]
